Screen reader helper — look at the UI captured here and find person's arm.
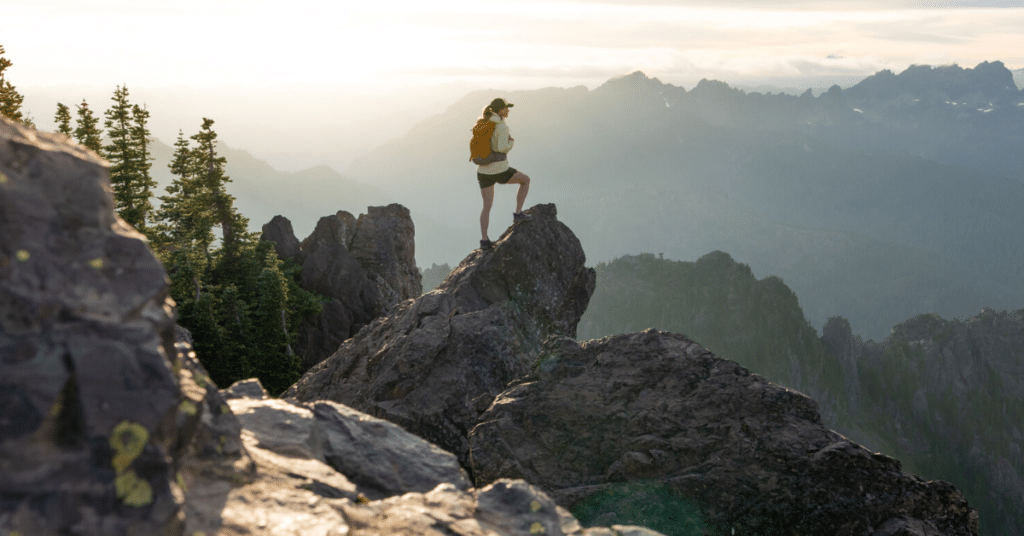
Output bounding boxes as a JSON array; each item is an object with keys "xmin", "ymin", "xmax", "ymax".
[{"xmin": 492, "ymin": 122, "xmax": 514, "ymax": 153}]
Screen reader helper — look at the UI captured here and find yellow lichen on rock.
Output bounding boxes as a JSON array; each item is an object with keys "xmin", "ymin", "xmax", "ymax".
[
  {"xmin": 115, "ymin": 470, "xmax": 153, "ymax": 507},
  {"xmin": 109, "ymin": 421, "xmax": 149, "ymax": 474},
  {"xmin": 179, "ymin": 399, "xmax": 198, "ymax": 416}
]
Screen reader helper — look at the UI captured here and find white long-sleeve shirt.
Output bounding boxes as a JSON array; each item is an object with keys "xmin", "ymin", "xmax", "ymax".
[{"xmin": 477, "ymin": 114, "xmax": 515, "ymax": 175}]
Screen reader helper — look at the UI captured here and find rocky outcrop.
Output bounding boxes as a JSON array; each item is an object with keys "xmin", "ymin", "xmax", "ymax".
[
  {"xmin": 0, "ymin": 117, "xmax": 654, "ymax": 536},
  {"xmin": 284, "ymin": 203, "xmax": 596, "ymax": 466},
  {"xmin": 261, "ymin": 214, "xmax": 301, "ymax": 260},
  {"xmin": 347, "ymin": 204, "xmax": 420, "ymax": 304},
  {"xmin": 182, "ymin": 376, "xmax": 658, "ymax": 536},
  {"xmin": 260, "ymin": 205, "xmax": 422, "ymax": 371},
  {"xmin": 469, "ymin": 330, "xmax": 980, "ymax": 535},
  {"xmin": 0, "ymin": 116, "xmax": 231, "ymax": 534}
]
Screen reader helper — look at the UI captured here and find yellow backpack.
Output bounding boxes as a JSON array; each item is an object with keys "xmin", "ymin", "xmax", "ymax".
[{"xmin": 469, "ymin": 118, "xmax": 506, "ymax": 165}]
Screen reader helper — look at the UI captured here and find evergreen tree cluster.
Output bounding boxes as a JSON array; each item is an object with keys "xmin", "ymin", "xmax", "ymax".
[
  {"xmin": 148, "ymin": 118, "xmax": 322, "ymax": 395},
  {"xmin": 1, "ymin": 45, "xmax": 322, "ymax": 395},
  {"xmin": 0, "ymin": 45, "xmax": 34, "ymax": 128}
]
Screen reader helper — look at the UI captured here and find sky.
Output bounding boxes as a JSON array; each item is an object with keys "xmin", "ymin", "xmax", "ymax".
[
  {"xmin": 4, "ymin": 0, "xmax": 1023, "ymax": 90},
  {"xmin": 4, "ymin": 0, "xmax": 1024, "ymax": 171}
]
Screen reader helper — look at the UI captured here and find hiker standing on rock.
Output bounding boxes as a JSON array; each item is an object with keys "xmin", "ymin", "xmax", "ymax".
[{"xmin": 470, "ymin": 97, "xmax": 531, "ymax": 250}]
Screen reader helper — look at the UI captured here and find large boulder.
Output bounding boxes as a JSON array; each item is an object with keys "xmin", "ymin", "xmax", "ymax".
[
  {"xmin": 468, "ymin": 330, "xmax": 979, "ymax": 535},
  {"xmin": 0, "ymin": 117, "xmax": 231, "ymax": 534},
  {"xmin": 260, "ymin": 205, "xmax": 422, "ymax": 371},
  {"xmin": 284, "ymin": 203, "xmax": 596, "ymax": 466}
]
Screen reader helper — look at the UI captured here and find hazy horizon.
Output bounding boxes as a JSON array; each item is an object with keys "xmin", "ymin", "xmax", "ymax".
[{"xmin": 6, "ymin": 1, "xmax": 1024, "ymax": 171}]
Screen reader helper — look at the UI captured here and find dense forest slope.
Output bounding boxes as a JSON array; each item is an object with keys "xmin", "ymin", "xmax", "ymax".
[{"xmin": 580, "ymin": 253, "xmax": 1023, "ymax": 536}]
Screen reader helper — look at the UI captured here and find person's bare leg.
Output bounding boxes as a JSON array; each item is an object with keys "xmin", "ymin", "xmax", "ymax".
[
  {"xmin": 507, "ymin": 171, "xmax": 531, "ymax": 214},
  {"xmin": 480, "ymin": 185, "xmax": 495, "ymax": 240}
]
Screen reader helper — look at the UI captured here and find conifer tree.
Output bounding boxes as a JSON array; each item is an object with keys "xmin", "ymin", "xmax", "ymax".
[
  {"xmin": 104, "ymin": 85, "xmax": 157, "ymax": 229},
  {"xmin": 74, "ymin": 100, "xmax": 103, "ymax": 155},
  {"xmin": 151, "ymin": 119, "xmax": 322, "ymax": 394},
  {"xmin": 54, "ymin": 103, "xmax": 73, "ymax": 137},
  {"xmin": 152, "ymin": 130, "xmax": 212, "ymax": 295},
  {"xmin": 0, "ymin": 45, "xmax": 33, "ymax": 128},
  {"xmin": 156, "ymin": 130, "xmax": 214, "ymax": 252},
  {"xmin": 131, "ymin": 103, "xmax": 155, "ymax": 201},
  {"xmin": 191, "ymin": 118, "xmax": 247, "ymax": 256}
]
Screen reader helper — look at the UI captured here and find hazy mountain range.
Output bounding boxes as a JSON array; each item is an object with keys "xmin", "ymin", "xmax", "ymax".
[
  {"xmin": 146, "ymin": 137, "xmax": 391, "ymax": 235},
  {"xmin": 343, "ymin": 61, "xmax": 1023, "ymax": 342},
  {"xmin": 102, "ymin": 61, "xmax": 1023, "ymax": 343}
]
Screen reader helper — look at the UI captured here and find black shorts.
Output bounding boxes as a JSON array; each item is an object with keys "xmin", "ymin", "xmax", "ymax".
[{"xmin": 477, "ymin": 168, "xmax": 517, "ymax": 189}]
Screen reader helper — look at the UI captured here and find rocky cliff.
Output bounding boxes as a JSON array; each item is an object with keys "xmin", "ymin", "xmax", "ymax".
[
  {"xmin": 284, "ymin": 203, "xmax": 979, "ymax": 534},
  {"xmin": 261, "ymin": 205, "xmax": 422, "ymax": 371},
  {"xmin": 0, "ymin": 116, "xmax": 660, "ymax": 536},
  {"xmin": 284, "ymin": 203, "xmax": 597, "ymax": 466},
  {"xmin": 823, "ymin": 311, "xmax": 1024, "ymax": 536}
]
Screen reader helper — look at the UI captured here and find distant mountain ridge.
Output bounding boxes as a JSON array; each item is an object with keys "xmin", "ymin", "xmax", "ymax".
[
  {"xmin": 345, "ymin": 60, "xmax": 1023, "ymax": 341},
  {"xmin": 148, "ymin": 138, "xmax": 390, "ymax": 241}
]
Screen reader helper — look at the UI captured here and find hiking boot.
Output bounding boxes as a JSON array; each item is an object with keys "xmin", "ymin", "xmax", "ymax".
[
  {"xmin": 513, "ymin": 212, "xmax": 532, "ymax": 223},
  {"xmin": 480, "ymin": 239, "xmax": 494, "ymax": 250}
]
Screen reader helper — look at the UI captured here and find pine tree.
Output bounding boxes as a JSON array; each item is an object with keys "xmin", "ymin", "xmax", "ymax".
[
  {"xmin": 54, "ymin": 103, "xmax": 73, "ymax": 137},
  {"xmin": 105, "ymin": 85, "xmax": 150, "ymax": 229},
  {"xmin": 130, "ymin": 103, "xmax": 157, "ymax": 227},
  {"xmin": 0, "ymin": 45, "xmax": 32, "ymax": 128},
  {"xmin": 191, "ymin": 118, "xmax": 247, "ymax": 256},
  {"xmin": 74, "ymin": 100, "xmax": 103, "ymax": 155},
  {"xmin": 131, "ymin": 104, "xmax": 155, "ymax": 204},
  {"xmin": 155, "ymin": 130, "xmax": 215, "ymax": 253},
  {"xmin": 151, "ymin": 130, "xmax": 213, "ymax": 286}
]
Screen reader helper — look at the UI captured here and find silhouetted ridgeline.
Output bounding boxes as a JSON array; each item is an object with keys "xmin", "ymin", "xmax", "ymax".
[{"xmin": 580, "ymin": 252, "xmax": 1023, "ymax": 535}]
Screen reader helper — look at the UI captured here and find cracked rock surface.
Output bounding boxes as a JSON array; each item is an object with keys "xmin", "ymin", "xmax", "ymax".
[{"xmin": 284, "ymin": 204, "xmax": 596, "ymax": 467}]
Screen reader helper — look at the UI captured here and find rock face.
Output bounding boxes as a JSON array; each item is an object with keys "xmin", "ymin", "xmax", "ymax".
[
  {"xmin": 348, "ymin": 204, "xmax": 420, "ymax": 305},
  {"xmin": 260, "ymin": 205, "xmax": 422, "ymax": 371},
  {"xmin": 469, "ymin": 331, "xmax": 980, "ymax": 535},
  {"xmin": 0, "ymin": 116, "xmax": 228, "ymax": 534},
  {"xmin": 284, "ymin": 203, "xmax": 597, "ymax": 466}
]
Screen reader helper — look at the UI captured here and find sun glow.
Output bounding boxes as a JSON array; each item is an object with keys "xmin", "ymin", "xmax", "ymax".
[{"xmin": 2, "ymin": 0, "xmax": 1022, "ymax": 89}]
